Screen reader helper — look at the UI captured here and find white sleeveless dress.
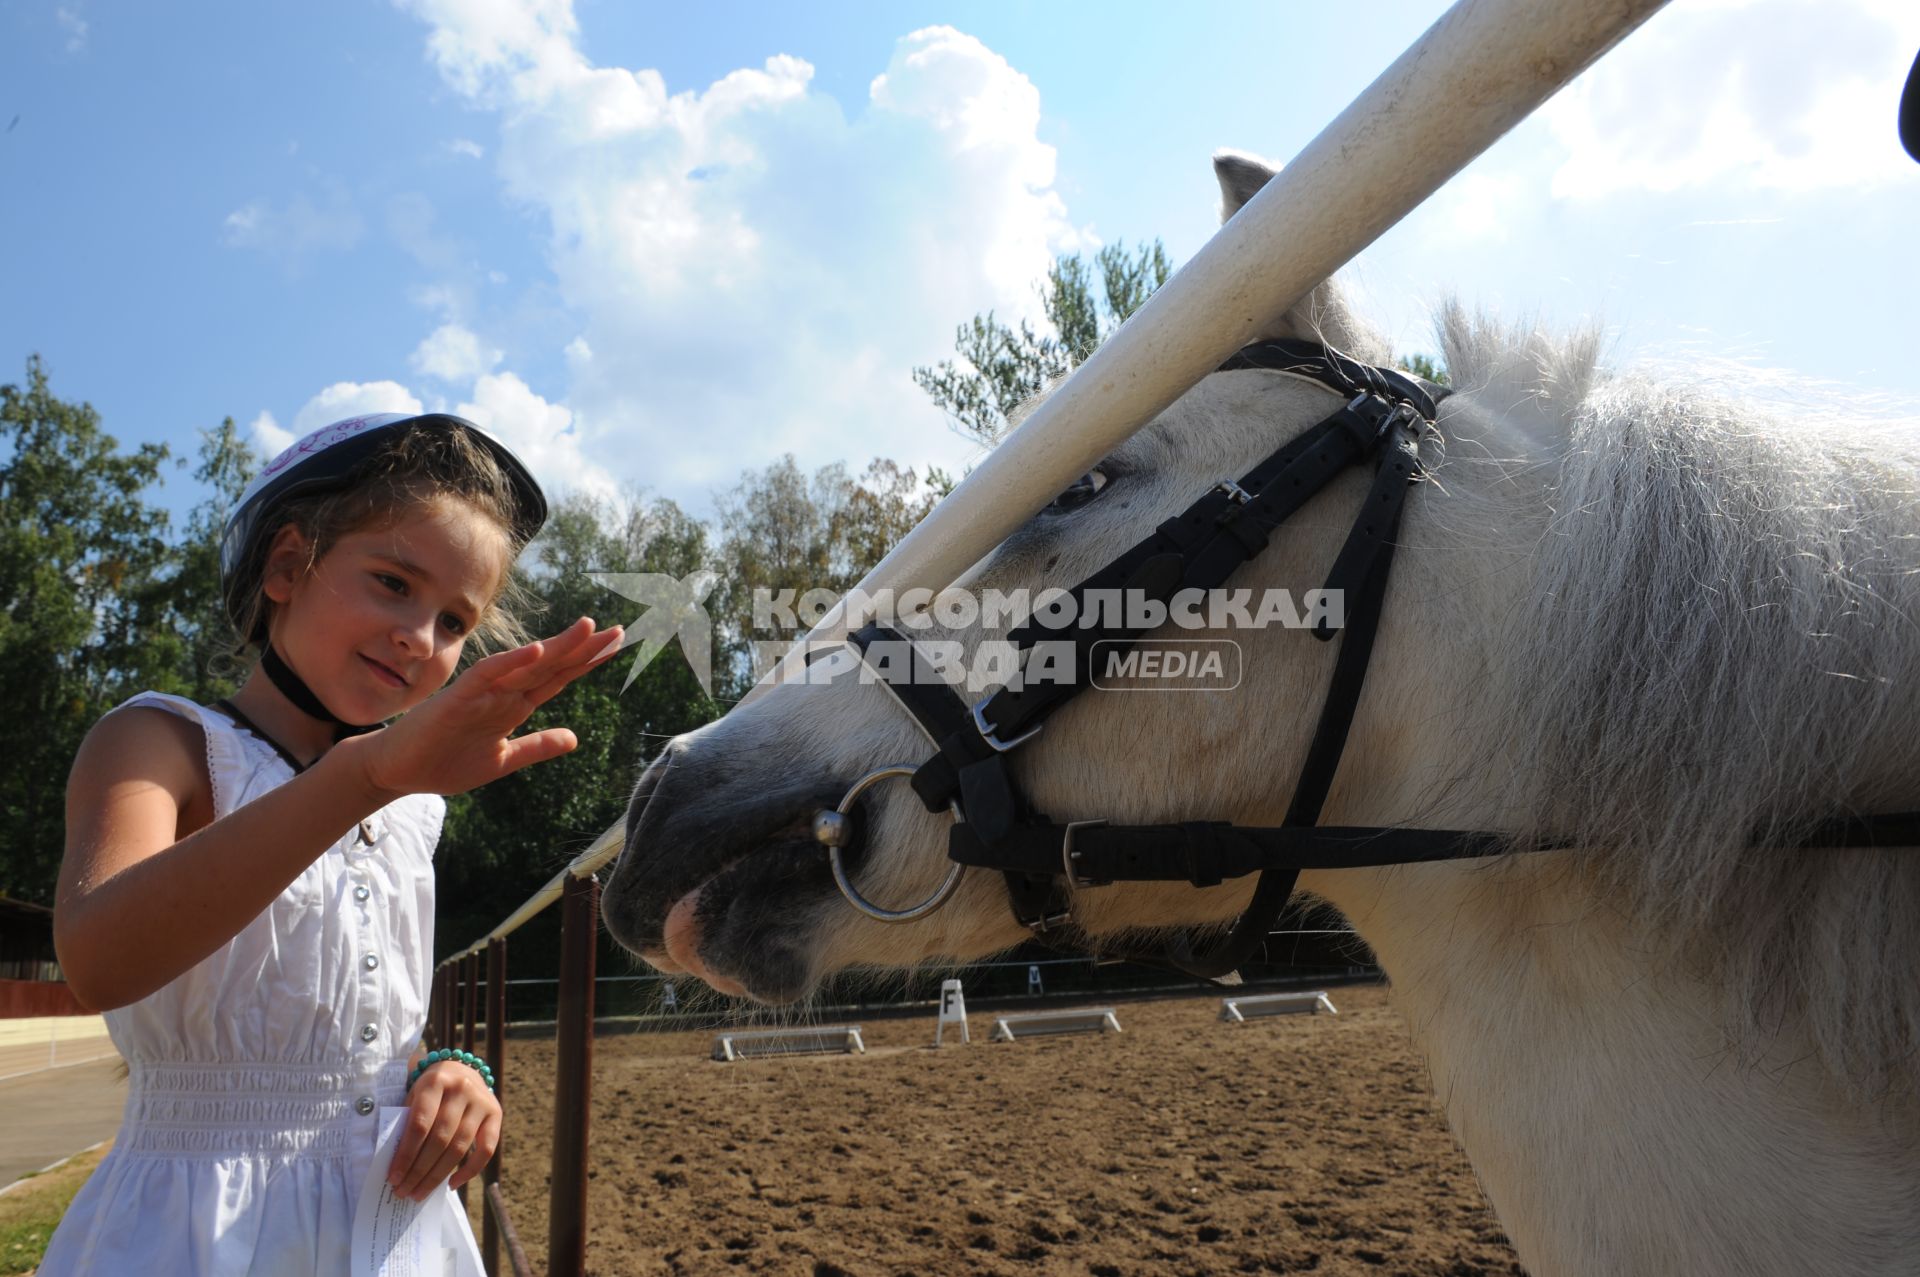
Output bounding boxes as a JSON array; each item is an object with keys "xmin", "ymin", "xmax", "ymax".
[{"xmin": 38, "ymin": 692, "xmax": 468, "ymax": 1276}]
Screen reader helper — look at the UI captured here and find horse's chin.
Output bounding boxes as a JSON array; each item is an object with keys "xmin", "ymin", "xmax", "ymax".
[{"xmin": 609, "ymin": 823, "xmax": 841, "ymax": 1005}]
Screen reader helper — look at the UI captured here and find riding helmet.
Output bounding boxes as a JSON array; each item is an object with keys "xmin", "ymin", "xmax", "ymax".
[{"xmin": 219, "ymin": 412, "xmax": 548, "ymax": 639}]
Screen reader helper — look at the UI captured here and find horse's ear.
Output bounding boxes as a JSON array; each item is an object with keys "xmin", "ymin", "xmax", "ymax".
[
  {"xmin": 1214, "ymin": 150, "xmax": 1276, "ymax": 222},
  {"xmin": 1212, "ymin": 150, "xmax": 1384, "ymax": 359}
]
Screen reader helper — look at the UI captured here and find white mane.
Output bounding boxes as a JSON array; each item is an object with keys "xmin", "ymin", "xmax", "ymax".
[{"xmin": 1424, "ymin": 301, "xmax": 1920, "ymax": 1098}]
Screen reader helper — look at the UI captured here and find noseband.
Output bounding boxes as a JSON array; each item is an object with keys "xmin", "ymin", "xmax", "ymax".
[{"xmin": 809, "ymin": 339, "xmax": 1920, "ymax": 979}]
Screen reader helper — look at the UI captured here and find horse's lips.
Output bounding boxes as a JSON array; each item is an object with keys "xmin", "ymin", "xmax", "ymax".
[{"xmin": 662, "ymin": 888, "xmax": 747, "ymax": 997}]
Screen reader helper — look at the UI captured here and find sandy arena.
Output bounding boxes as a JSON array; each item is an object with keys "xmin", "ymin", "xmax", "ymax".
[{"xmin": 485, "ymin": 983, "xmax": 1523, "ymax": 1276}]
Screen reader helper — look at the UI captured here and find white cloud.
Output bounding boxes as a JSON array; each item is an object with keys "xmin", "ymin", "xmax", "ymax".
[
  {"xmin": 448, "ymin": 138, "xmax": 484, "ymax": 159},
  {"xmin": 248, "ymin": 410, "xmax": 294, "ymax": 458},
  {"xmin": 1544, "ymin": 0, "xmax": 1920, "ymax": 198},
  {"xmin": 290, "ymin": 381, "xmax": 424, "ymax": 435},
  {"xmin": 392, "ymin": 3, "xmax": 1087, "ymax": 494},
  {"xmin": 272, "ymin": 365, "xmax": 611, "ymax": 506},
  {"xmin": 56, "ymin": 4, "xmax": 86, "ymax": 52},
  {"xmin": 456, "ymin": 371, "xmax": 615, "ymax": 500},
  {"xmin": 223, "ymin": 185, "xmax": 365, "ymax": 261},
  {"xmin": 1427, "ymin": 172, "xmax": 1521, "ymax": 244},
  {"xmin": 411, "ymin": 322, "xmax": 503, "ymax": 383}
]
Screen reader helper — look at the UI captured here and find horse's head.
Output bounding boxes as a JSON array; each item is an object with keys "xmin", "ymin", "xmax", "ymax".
[{"xmin": 603, "ymin": 153, "xmax": 1469, "ymax": 1000}]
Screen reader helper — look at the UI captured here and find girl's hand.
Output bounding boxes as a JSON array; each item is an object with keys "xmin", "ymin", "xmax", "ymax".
[
  {"xmin": 387, "ymin": 1061, "xmax": 503, "ymax": 1201},
  {"xmin": 354, "ymin": 618, "xmax": 624, "ymax": 799}
]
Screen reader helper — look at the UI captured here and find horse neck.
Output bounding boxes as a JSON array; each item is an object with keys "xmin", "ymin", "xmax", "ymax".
[
  {"xmin": 1300, "ymin": 857, "xmax": 1920, "ymax": 1277},
  {"xmin": 1285, "ymin": 411, "xmax": 1920, "ymax": 1274}
]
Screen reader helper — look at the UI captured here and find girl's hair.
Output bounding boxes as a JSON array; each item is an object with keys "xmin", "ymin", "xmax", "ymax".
[{"xmin": 222, "ymin": 423, "xmax": 538, "ymax": 672}]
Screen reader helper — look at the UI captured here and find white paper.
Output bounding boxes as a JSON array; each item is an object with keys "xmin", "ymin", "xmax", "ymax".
[{"xmin": 351, "ymin": 1107, "xmax": 487, "ymax": 1277}]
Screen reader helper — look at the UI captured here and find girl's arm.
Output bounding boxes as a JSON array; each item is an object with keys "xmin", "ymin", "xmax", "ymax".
[
  {"xmin": 57, "ymin": 709, "xmax": 396, "ymax": 1010},
  {"xmin": 56, "ymin": 619, "xmax": 622, "ymax": 1011}
]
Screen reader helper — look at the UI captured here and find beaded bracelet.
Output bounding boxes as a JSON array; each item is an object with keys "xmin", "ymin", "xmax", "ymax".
[{"xmin": 409, "ymin": 1048, "xmax": 495, "ymax": 1091}]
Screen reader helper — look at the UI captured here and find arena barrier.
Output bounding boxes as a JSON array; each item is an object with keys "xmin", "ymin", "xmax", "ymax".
[
  {"xmin": 426, "ymin": 2, "xmax": 1672, "ymax": 1268},
  {"xmin": 991, "ymin": 1007, "xmax": 1124, "ymax": 1042},
  {"xmin": 711, "ymin": 1024, "xmax": 867, "ymax": 1062},
  {"xmin": 1220, "ymin": 991, "xmax": 1338, "ymax": 1023}
]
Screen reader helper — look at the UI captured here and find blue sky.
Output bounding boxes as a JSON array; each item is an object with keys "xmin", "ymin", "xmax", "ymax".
[{"xmin": 4, "ymin": 0, "xmax": 1916, "ymax": 527}]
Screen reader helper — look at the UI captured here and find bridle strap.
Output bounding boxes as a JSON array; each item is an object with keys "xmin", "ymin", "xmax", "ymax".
[
  {"xmin": 824, "ymin": 339, "xmax": 1920, "ymax": 978},
  {"xmin": 1169, "ymin": 422, "xmax": 1418, "ymax": 976},
  {"xmin": 837, "ymin": 340, "xmax": 1429, "ymax": 956}
]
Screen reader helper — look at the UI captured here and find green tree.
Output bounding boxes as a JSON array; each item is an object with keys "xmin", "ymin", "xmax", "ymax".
[
  {"xmin": 914, "ymin": 240, "xmax": 1170, "ymax": 446},
  {"xmin": 1400, "ymin": 352, "xmax": 1450, "ymax": 387},
  {"xmin": 0, "ymin": 356, "xmax": 175, "ymax": 903},
  {"xmin": 707, "ymin": 456, "xmax": 938, "ymax": 699},
  {"xmin": 127, "ymin": 417, "xmax": 259, "ymax": 705}
]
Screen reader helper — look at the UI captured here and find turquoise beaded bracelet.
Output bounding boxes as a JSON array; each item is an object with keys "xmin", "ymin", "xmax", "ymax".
[{"xmin": 409, "ymin": 1048, "xmax": 495, "ymax": 1091}]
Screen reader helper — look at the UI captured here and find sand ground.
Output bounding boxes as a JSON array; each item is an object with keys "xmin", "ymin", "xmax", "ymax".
[{"xmin": 484, "ymin": 984, "xmax": 1523, "ymax": 1276}]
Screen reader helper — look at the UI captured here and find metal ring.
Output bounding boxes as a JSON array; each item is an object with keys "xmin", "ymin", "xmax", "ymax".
[{"xmin": 822, "ymin": 765, "xmax": 966, "ymax": 924}]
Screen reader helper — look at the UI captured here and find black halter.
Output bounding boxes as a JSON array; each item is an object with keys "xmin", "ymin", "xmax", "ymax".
[{"xmin": 824, "ymin": 339, "xmax": 1920, "ymax": 979}]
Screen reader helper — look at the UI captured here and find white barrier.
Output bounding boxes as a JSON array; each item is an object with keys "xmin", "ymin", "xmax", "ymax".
[
  {"xmin": 710, "ymin": 1024, "xmax": 866, "ymax": 1062},
  {"xmin": 991, "ymin": 1007, "xmax": 1123, "ymax": 1042},
  {"xmin": 1220, "ymin": 991, "xmax": 1338, "ymax": 1023}
]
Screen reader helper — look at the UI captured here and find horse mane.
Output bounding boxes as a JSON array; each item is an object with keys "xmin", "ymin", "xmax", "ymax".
[{"xmin": 1428, "ymin": 301, "xmax": 1920, "ymax": 1097}]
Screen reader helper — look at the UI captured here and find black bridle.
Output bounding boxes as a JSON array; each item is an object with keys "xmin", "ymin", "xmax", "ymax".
[{"xmin": 809, "ymin": 339, "xmax": 1920, "ymax": 979}]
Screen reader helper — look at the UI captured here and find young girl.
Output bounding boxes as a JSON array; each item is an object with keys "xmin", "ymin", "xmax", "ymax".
[{"xmin": 40, "ymin": 411, "xmax": 624, "ymax": 1275}]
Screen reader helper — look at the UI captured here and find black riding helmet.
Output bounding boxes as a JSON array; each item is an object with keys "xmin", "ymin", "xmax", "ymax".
[{"xmin": 218, "ymin": 412, "xmax": 548, "ymax": 732}]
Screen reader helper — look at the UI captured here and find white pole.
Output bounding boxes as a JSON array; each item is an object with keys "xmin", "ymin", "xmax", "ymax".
[
  {"xmin": 566, "ymin": 0, "xmax": 1669, "ymax": 880},
  {"xmin": 749, "ymin": 0, "xmax": 1668, "ymax": 692}
]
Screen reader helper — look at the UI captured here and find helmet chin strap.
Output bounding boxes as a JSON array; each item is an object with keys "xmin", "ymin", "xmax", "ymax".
[{"xmin": 260, "ymin": 644, "xmax": 384, "ymax": 738}]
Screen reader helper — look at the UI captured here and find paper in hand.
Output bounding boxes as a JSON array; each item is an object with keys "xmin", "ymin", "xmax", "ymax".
[{"xmin": 351, "ymin": 1107, "xmax": 486, "ymax": 1277}]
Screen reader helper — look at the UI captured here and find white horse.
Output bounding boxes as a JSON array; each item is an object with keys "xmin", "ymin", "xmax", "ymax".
[{"xmin": 604, "ymin": 153, "xmax": 1920, "ymax": 1276}]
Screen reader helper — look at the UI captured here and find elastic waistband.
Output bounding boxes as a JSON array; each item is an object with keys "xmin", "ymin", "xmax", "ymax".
[{"xmin": 119, "ymin": 1060, "xmax": 410, "ymax": 1160}]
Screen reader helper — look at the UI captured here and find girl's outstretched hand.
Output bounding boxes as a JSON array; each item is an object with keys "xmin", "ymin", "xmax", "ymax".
[{"xmin": 353, "ymin": 618, "xmax": 624, "ymax": 799}]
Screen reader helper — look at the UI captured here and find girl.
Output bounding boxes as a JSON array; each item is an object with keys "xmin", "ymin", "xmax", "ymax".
[{"xmin": 41, "ymin": 411, "xmax": 624, "ymax": 1275}]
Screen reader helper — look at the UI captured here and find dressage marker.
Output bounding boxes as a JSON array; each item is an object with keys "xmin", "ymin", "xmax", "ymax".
[
  {"xmin": 1220, "ymin": 991, "xmax": 1338, "ymax": 1023},
  {"xmin": 935, "ymin": 979, "xmax": 969, "ymax": 1046},
  {"xmin": 990, "ymin": 1007, "xmax": 1123, "ymax": 1042},
  {"xmin": 710, "ymin": 1025, "xmax": 867, "ymax": 1062}
]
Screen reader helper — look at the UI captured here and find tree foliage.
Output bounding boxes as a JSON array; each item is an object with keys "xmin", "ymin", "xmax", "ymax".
[
  {"xmin": 0, "ymin": 357, "xmax": 175, "ymax": 900},
  {"xmin": 913, "ymin": 240, "xmax": 1170, "ymax": 447},
  {"xmin": 1400, "ymin": 352, "xmax": 1450, "ymax": 387},
  {"xmin": 707, "ymin": 455, "xmax": 939, "ymax": 699}
]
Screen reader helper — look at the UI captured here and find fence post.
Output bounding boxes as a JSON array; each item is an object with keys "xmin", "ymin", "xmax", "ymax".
[
  {"xmin": 426, "ymin": 963, "xmax": 443, "ymax": 1050},
  {"xmin": 482, "ymin": 936, "xmax": 507, "ymax": 1277},
  {"xmin": 454, "ymin": 953, "xmax": 479, "ymax": 1210},
  {"xmin": 549, "ymin": 872, "xmax": 599, "ymax": 1277},
  {"xmin": 462, "ymin": 952, "xmax": 479, "ymax": 1055},
  {"xmin": 438, "ymin": 963, "xmax": 457, "ymax": 1050}
]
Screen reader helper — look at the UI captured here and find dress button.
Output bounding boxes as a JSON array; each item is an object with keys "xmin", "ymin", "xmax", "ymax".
[
  {"xmin": 363, "ymin": 954, "xmax": 380, "ymax": 971},
  {"xmin": 355, "ymin": 1095, "xmax": 376, "ymax": 1116},
  {"xmin": 360, "ymin": 1023, "xmax": 378, "ymax": 1042},
  {"xmin": 353, "ymin": 885, "xmax": 371, "ymax": 903}
]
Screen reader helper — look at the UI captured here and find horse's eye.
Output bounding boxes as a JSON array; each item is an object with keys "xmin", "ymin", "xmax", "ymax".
[{"xmin": 1046, "ymin": 468, "xmax": 1109, "ymax": 513}]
